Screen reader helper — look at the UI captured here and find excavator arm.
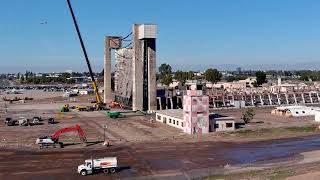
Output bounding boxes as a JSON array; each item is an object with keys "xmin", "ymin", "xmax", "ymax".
[{"xmin": 51, "ymin": 124, "xmax": 86, "ymax": 143}]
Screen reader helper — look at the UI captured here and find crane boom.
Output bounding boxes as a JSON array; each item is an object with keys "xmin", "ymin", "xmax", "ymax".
[{"xmin": 66, "ymin": 0, "xmax": 103, "ymax": 106}]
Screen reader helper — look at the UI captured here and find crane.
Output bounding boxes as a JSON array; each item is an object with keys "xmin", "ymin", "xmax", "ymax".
[
  {"xmin": 66, "ymin": 0, "xmax": 106, "ymax": 110},
  {"xmin": 36, "ymin": 124, "xmax": 87, "ymax": 148}
]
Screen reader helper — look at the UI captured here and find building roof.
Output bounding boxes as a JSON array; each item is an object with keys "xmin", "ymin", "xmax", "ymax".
[
  {"xmin": 276, "ymin": 106, "xmax": 320, "ymax": 111},
  {"xmin": 156, "ymin": 109, "xmax": 183, "ymax": 120}
]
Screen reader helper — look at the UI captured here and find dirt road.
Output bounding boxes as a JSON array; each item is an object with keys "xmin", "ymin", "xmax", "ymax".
[{"xmin": 3, "ymin": 135, "xmax": 320, "ymax": 180}]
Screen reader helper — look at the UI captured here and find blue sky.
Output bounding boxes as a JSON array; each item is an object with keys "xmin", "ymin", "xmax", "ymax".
[{"xmin": 1, "ymin": 0, "xmax": 320, "ymax": 72}]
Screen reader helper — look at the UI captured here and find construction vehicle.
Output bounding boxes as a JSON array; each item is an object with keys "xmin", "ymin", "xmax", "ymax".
[
  {"xmin": 4, "ymin": 117, "xmax": 16, "ymax": 126},
  {"xmin": 106, "ymin": 110, "xmax": 148, "ymax": 119},
  {"xmin": 78, "ymin": 157, "xmax": 118, "ymax": 176},
  {"xmin": 30, "ymin": 117, "xmax": 41, "ymax": 125},
  {"xmin": 110, "ymin": 101, "xmax": 124, "ymax": 109},
  {"xmin": 76, "ymin": 105, "xmax": 94, "ymax": 111},
  {"xmin": 60, "ymin": 104, "xmax": 70, "ymax": 112},
  {"xmin": 36, "ymin": 124, "xmax": 86, "ymax": 148},
  {"xmin": 48, "ymin": 117, "xmax": 55, "ymax": 124},
  {"xmin": 18, "ymin": 118, "xmax": 29, "ymax": 126},
  {"xmin": 17, "ymin": 117, "xmax": 41, "ymax": 126},
  {"xmin": 66, "ymin": 0, "xmax": 106, "ymax": 111}
]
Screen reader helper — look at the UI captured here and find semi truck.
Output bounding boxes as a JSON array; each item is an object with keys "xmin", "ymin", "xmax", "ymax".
[{"xmin": 77, "ymin": 157, "xmax": 118, "ymax": 176}]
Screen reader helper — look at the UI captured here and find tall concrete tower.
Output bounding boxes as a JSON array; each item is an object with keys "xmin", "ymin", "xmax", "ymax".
[
  {"xmin": 132, "ymin": 24, "xmax": 157, "ymax": 111},
  {"xmin": 104, "ymin": 36, "xmax": 122, "ymax": 104}
]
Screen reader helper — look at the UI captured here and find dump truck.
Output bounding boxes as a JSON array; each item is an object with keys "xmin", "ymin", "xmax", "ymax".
[{"xmin": 77, "ymin": 157, "xmax": 118, "ymax": 176}]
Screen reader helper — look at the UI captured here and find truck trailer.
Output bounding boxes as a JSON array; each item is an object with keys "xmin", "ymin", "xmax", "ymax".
[{"xmin": 77, "ymin": 157, "xmax": 118, "ymax": 176}]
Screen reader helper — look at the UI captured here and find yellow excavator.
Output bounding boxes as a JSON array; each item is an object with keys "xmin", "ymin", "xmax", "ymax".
[{"xmin": 67, "ymin": 0, "xmax": 107, "ymax": 111}]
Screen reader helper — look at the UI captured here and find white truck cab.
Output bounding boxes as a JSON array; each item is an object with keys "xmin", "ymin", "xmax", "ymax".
[{"xmin": 78, "ymin": 157, "xmax": 118, "ymax": 176}]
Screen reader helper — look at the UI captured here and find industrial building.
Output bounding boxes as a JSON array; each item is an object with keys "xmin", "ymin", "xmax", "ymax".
[{"xmin": 156, "ymin": 80, "xmax": 236, "ymax": 134}]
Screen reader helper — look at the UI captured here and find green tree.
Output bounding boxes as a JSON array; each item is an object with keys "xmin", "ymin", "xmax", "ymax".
[
  {"xmin": 61, "ymin": 72, "xmax": 71, "ymax": 79},
  {"xmin": 158, "ymin": 63, "xmax": 173, "ymax": 86},
  {"xmin": 241, "ymin": 108, "xmax": 255, "ymax": 124},
  {"xmin": 255, "ymin": 71, "xmax": 267, "ymax": 86},
  {"xmin": 71, "ymin": 72, "xmax": 82, "ymax": 77},
  {"xmin": 299, "ymin": 70, "xmax": 320, "ymax": 81},
  {"xmin": 226, "ymin": 76, "xmax": 235, "ymax": 82},
  {"xmin": 174, "ymin": 71, "xmax": 195, "ymax": 85},
  {"xmin": 204, "ymin": 68, "xmax": 222, "ymax": 83}
]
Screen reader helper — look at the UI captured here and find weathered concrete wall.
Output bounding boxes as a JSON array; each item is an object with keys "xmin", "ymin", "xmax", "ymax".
[{"xmin": 114, "ymin": 48, "xmax": 133, "ymax": 99}]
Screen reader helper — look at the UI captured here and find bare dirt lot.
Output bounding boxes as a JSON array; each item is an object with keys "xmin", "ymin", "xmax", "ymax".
[{"xmin": 1, "ymin": 92, "xmax": 320, "ymax": 179}]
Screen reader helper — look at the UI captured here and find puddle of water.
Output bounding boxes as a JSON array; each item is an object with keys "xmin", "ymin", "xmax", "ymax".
[{"xmin": 214, "ymin": 135, "xmax": 320, "ymax": 165}]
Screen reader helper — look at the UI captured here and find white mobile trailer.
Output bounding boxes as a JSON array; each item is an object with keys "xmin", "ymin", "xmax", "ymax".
[{"xmin": 78, "ymin": 157, "xmax": 118, "ymax": 176}]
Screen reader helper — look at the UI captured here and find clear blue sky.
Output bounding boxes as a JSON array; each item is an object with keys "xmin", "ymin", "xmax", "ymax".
[{"xmin": 1, "ymin": 0, "xmax": 320, "ymax": 73}]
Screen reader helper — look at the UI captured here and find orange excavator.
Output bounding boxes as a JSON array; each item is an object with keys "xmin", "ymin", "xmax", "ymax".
[{"xmin": 36, "ymin": 124, "xmax": 86, "ymax": 148}]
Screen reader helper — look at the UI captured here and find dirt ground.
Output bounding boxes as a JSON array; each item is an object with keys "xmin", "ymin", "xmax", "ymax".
[{"xmin": 1, "ymin": 91, "xmax": 320, "ymax": 179}]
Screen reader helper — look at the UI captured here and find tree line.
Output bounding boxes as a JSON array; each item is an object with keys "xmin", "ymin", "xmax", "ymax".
[
  {"xmin": 158, "ymin": 63, "xmax": 223, "ymax": 86},
  {"xmin": 20, "ymin": 71, "xmax": 76, "ymax": 84},
  {"xmin": 157, "ymin": 63, "xmax": 269, "ymax": 87}
]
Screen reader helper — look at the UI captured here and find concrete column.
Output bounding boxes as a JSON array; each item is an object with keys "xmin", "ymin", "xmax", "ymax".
[
  {"xmin": 104, "ymin": 37, "xmax": 112, "ymax": 104},
  {"xmin": 309, "ymin": 92, "xmax": 313, "ymax": 104},
  {"xmin": 132, "ymin": 24, "xmax": 144, "ymax": 111},
  {"xmin": 170, "ymin": 97, "xmax": 173, "ymax": 109},
  {"xmin": 157, "ymin": 97, "xmax": 162, "ymax": 110},
  {"xmin": 259, "ymin": 94, "xmax": 264, "ymax": 106},
  {"xmin": 178, "ymin": 96, "xmax": 183, "ymax": 109},
  {"xmin": 222, "ymin": 94, "xmax": 226, "ymax": 106},
  {"xmin": 251, "ymin": 94, "xmax": 254, "ymax": 106},
  {"xmin": 268, "ymin": 93, "xmax": 272, "ymax": 105},
  {"xmin": 166, "ymin": 98, "xmax": 169, "ymax": 109},
  {"xmin": 147, "ymin": 39, "xmax": 157, "ymax": 111},
  {"xmin": 285, "ymin": 93, "xmax": 289, "ymax": 105},
  {"xmin": 317, "ymin": 92, "xmax": 320, "ymax": 102},
  {"xmin": 301, "ymin": 93, "xmax": 305, "ymax": 104},
  {"xmin": 277, "ymin": 93, "xmax": 281, "ymax": 105},
  {"xmin": 293, "ymin": 93, "xmax": 297, "ymax": 104}
]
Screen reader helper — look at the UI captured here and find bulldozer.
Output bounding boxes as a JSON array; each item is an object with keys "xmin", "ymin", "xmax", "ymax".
[{"xmin": 60, "ymin": 104, "xmax": 70, "ymax": 112}]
